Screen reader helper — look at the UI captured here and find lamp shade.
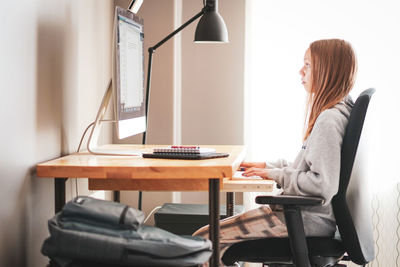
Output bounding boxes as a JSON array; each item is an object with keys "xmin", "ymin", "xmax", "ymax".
[{"xmin": 194, "ymin": 10, "xmax": 229, "ymax": 43}]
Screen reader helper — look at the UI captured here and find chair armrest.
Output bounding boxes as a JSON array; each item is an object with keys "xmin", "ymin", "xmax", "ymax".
[
  {"xmin": 255, "ymin": 195, "xmax": 324, "ymax": 206},
  {"xmin": 252, "ymin": 195, "xmax": 323, "ymax": 267}
]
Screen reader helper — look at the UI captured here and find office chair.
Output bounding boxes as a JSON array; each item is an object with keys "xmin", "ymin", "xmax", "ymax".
[{"xmin": 222, "ymin": 88, "xmax": 376, "ymax": 267}]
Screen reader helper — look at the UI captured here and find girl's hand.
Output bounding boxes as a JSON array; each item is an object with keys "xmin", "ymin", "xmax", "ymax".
[
  {"xmin": 242, "ymin": 167, "xmax": 272, "ymax": 180},
  {"xmin": 239, "ymin": 161, "xmax": 266, "ymax": 170}
]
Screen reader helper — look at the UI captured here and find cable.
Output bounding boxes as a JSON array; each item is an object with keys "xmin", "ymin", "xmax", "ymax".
[
  {"xmin": 77, "ymin": 122, "xmax": 95, "ymax": 153},
  {"xmin": 143, "ymin": 206, "xmax": 162, "ymax": 224},
  {"xmin": 75, "ymin": 119, "xmax": 115, "ymax": 196},
  {"xmin": 77, "ymin": 120, "xmax": 116, "ymax": 152},
  {"xmin": 75, "ymin": 121, "xmax": 95, "ymax": 196},
  {"xmin": 75, "ymin": 178, "xmax": 79, "ymax": 197}
]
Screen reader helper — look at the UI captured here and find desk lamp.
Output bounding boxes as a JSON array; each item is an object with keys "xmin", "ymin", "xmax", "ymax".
[{"xmin": 128, "ymin": 0, "xmax": 229, "ymax": 210}]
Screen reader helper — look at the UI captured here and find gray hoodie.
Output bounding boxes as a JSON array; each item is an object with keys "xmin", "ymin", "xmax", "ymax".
[{"xmin": 267, "ymin": 98, "xmax": 353, "ymax": 237}]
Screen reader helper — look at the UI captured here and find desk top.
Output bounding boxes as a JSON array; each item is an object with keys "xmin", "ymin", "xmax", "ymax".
[
  {"xmin": 37, "ymin": 144, "xmax": 275, "ymax": 192},
  {"xmin": 37, "ymin": 145, "xmax": 246, "ymax": 180}
]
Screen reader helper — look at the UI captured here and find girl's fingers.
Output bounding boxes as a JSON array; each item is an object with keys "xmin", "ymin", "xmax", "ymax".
[
  {"xmin": 240, "ymin": 162, "xmax": 253, "ymax": 168},
  {"xmin": 243, "ymin": 168, "xmax": 271, "ymax": 179},
  {"xmin": 243, "ymin": 167, "xmax": 258, "ymax": 176}
]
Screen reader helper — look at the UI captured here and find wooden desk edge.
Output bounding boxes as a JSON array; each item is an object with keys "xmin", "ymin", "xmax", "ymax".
[{"xmin": 88, "ymin": 177, "xmax": 275, "ymax": 192}]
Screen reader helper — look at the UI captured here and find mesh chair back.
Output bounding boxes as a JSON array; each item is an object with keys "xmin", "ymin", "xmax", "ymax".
[{"xmin": 332, "ymin": 88, "xmax": 375, "ymax": 265}]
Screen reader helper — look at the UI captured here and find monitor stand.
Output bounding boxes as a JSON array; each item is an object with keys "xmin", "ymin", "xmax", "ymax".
[{"xmin": 87, "ymin": 80, "xmax": 143, "ymax": 156}]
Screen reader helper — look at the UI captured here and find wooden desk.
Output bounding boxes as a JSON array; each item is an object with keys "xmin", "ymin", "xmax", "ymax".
[{"xmin": 36, "ymin": 144, "xmax": 274, "ymax": 267}]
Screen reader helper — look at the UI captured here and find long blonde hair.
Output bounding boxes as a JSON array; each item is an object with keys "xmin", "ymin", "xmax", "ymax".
[{"xmin": 304, "ymin": 39, "xmax": 357, "ymax": 141}]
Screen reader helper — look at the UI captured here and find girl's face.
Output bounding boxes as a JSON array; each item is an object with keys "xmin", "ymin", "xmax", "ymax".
[{"xmin": 299, "ymin": 49, "xmax": 312, "ymax": 92}]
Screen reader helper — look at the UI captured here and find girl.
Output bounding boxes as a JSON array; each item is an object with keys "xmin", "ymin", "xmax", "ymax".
[{"xmin": 193, "ymin": 38, "xmax": 357, "ymax": 266}]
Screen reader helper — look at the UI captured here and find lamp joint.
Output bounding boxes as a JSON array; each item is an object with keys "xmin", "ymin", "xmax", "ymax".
[
  {"xmin": 204, "ymin": 0, "xmax": 217, "ymax": 11},
  {"xmin": 201, "ymin": 5, "xmax": 210, "ymax": 14}
]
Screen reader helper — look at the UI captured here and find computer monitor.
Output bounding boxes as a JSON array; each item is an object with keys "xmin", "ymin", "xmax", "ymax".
[
  {"xmin": 114, "ymin": 6, "xmax": 146, "ymax": 139},
  {"xmin": 87, "ymin": 6, "xmax": 146, "ymax": 156}
]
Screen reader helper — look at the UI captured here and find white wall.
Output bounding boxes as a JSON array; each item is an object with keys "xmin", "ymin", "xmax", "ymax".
[{"xmin": 0, "ymin": 1, "xmax": 113, "ymax": 265}]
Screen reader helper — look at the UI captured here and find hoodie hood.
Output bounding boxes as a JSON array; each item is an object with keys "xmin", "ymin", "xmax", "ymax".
[{"xmin": 334, "ymin": 95, "xmax": 353, "ymax": 119}]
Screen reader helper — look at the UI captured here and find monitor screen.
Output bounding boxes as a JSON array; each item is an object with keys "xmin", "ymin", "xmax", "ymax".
[{"xmin": 113, "ymin": 6, "xmax": 146, "ymax": 139}]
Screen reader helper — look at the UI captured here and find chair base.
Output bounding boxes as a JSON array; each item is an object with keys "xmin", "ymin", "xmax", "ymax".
[{"xmin": 222, "ymin": 237, "xmax": 345, "ymax": 267}]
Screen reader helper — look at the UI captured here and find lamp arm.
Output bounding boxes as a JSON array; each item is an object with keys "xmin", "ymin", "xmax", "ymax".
[
  {"xmin": 142, "ymin": 7, "xmax": 209, "ymax": 145},
  {"xmin": 152, "ymin": 8, "xmax": 207, "ymax": 51}
]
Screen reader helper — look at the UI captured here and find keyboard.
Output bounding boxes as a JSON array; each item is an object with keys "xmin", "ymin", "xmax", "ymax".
[{"xmin": 142, "ymin": 152, "xmax": 229, "ymax": 160}]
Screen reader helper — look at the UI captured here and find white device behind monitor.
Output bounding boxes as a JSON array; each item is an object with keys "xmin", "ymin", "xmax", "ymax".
[
  {"xmin": 87, "ymin": 6, "xmax": 146, "ymax": 156},
  {"xmin": 129, "ymin": 0, "xmax": 143, "ymax": 14}
]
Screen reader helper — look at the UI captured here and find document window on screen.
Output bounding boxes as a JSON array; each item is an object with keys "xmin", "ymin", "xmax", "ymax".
[{"xmin": 118, "ymin": 16, "xmax": 144, "ymax": 114}]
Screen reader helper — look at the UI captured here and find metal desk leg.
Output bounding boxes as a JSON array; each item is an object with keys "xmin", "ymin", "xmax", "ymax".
[
  {"xmin": 226, "ymin": 192, "xmax": 235, "ymax": 217},
  {"xmin": 55, "ymin": 178, "xmax": 67, "ymax": 213},
  {"xmin": 113, "ymin": 191, "xmax": 120, "ymax": 202},
  {"xmin": 209, "ymin": 178, "xmax": 220, "ymax": 267}
]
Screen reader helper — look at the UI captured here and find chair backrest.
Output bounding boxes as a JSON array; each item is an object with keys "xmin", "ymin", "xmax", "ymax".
[{"xmin": 332, "ymin": 88, "xmax": 375, "ymax": 265}]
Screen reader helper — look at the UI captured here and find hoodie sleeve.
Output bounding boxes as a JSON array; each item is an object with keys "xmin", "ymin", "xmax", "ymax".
[
  {"xmin": 265, "ymin": 159, "xmax": 290, "ymax": 169},
  {"xmin": 267, "ymin": 111, "xmax": 343, "ymax": 203}
]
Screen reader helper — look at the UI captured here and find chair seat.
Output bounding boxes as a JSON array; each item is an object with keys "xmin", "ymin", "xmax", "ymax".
[{"xmin": 222, "ymin": 237, "xmax": 345, "ymax": 266}]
